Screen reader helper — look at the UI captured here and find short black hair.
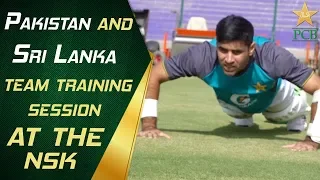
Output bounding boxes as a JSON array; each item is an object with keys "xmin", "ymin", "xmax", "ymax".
[{"xmin": 216, "ymin": 15, "xmax": 254, "ymax": 46}]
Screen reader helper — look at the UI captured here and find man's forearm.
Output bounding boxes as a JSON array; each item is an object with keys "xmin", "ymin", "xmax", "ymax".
[
  {"xmin": 145, "ymin": 75, "xmax": 161, "ymax": 99},
  {"xmin": 310, "ymin": 103, "xmax": 317, "ymax": 124},
  {"xmin": 141, "ymin": 76, "xmax": 161, "ymax": 129},
  {"xmin": 141, "ymin": 80, "xmax": 160, "ymax": 129},
  {"xmin": 306, "ymin": 95, "xmax": 320, "ymax": 146},
  {"xmin": 141, "ymin": 63, "xmax": 170, "ymax": 129},
  {"xmin": 306, "ymin": 103, "xmax": 317, "ymax": 140}
]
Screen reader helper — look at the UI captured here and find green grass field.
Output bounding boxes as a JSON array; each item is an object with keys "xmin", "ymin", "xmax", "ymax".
[{"xmin": 128, "ymin": 78, "xmax": 320, "ymax": 180}]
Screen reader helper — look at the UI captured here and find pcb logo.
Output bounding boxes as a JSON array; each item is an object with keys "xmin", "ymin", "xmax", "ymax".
[{"xmin": 292, "ymin": 2, "xmax": 319, "ymax": 41}]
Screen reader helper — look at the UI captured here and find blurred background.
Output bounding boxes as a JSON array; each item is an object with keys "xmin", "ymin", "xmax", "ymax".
[{"xmin": 129, "ymin": 0, "xmax": 320, "ymax": 69}]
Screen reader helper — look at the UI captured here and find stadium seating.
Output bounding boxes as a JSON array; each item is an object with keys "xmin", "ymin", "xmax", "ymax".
[{"xmin": 129, "ymin": 0, "xmax": 320, "ymax": 49}]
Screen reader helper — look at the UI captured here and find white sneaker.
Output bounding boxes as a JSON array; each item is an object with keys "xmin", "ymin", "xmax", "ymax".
[
  {"xmin": 287, "ymin": 115, "xmax": 307, "ymax": 132},
  {"xmin": 234, "ymin": 117, "xmax": 254, "ymax": 127}
]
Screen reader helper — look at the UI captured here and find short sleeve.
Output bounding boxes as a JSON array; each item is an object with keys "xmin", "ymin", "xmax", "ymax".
[
  {"xmin": 163, "ymin": 41, "xmax": 217, "ymax": 80},
  {"xmin": 259, "ymin": 42, "xmax": 313, "ymax": 88}
]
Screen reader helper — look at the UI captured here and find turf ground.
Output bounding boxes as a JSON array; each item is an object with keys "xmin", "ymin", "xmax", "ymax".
[{"xmin": 128, "ymin": 77, "xmax": 320, "ymax": 180}]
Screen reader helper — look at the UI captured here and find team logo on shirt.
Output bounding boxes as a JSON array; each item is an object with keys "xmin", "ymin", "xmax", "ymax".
[
  {"xmin": 230, "ymin": 94, "xmax": 257, "ymax": 108},
  {"xmin": 253, "ymin": 82, "xmax": 267, "ymax": 92}
]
